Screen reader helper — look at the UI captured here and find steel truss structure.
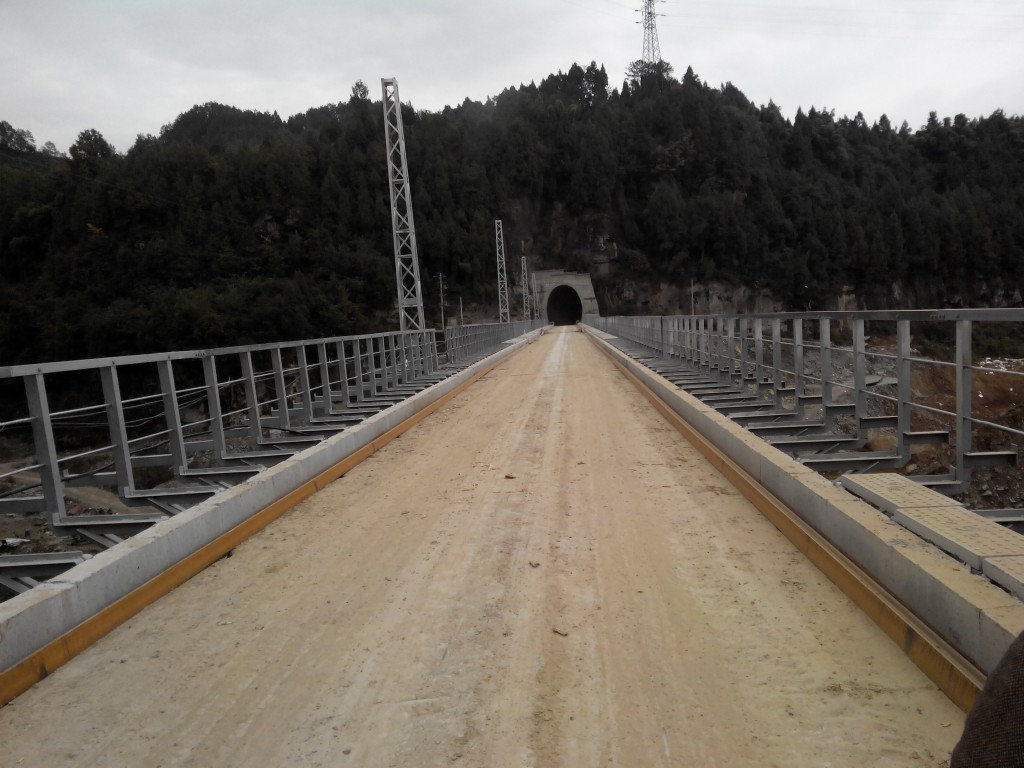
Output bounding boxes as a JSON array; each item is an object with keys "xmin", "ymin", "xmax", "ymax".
[
  {"xmin": 639, "ymin": 0, "xmax": 662, "ymax": 66},
  {"xmin": 521, "ymin": 255, "xmax": 531, "ymax": 320},
  {"xmin": 590, "ymin": 309, "xmax": 1023, "ymax": 511},
  {"xmin": 495, "ymin": 220, "xmax": 510, "ymax": 323},
  {"xmin": 382, "ymin": 78, "xmax": 425, "ymax": 331}
]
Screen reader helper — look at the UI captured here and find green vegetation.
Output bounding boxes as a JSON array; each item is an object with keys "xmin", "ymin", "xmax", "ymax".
[{"xmin": 2, "ymin": 63, "xmax": 1023, "ymax": 365}]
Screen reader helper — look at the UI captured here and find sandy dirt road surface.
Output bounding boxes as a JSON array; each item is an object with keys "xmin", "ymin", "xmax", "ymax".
[{"xmin": 0, "ymin": 327, "xmax": 963, "ymax": 766}]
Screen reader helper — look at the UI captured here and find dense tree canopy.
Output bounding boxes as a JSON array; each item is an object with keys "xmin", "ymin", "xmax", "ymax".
[{"xmin": 1, "ymin": 61, "xmax": 1023, "ymax": 365}]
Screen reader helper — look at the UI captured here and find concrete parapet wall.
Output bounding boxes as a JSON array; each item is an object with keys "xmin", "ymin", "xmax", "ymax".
[
  {"xmin": 584, "ymin": 327, "xmax": 1024, "ymax": 676},
  {"xmin": 0, "ymin": 331, "xmax": 540, "ymax": 678}
]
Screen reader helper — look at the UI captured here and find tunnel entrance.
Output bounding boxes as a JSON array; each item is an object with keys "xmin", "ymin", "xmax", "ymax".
[{"xmin": 546, "ymin": 285, "xmax": 584, "ymax": 325}]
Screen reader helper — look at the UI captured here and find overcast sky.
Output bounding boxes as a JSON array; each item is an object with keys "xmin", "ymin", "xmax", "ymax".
[{"xmin": 3, "ymin": 0, "xmax": 1023, "ymax": 153}]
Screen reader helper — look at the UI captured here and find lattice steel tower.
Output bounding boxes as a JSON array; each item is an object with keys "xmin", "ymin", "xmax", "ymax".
[
  {"xmin": 494, "ymin": 220, "xmax": 510, "ymax": 323},
  {"xmin": 521, "ymin": 254, "xmax": 531, "ymax": 319},
  {"xmin": 382, "ymin": 78, "xmax": 425, "ymax": 331},
  {"xmin": 639, "ymin": 0, "xmax": 662, "ymax": 66}
]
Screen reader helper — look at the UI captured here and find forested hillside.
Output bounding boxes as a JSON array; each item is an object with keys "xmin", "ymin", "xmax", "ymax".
[{"xmin": 2, "ymin": 62, "xmax": 1023, "ymax": 365}]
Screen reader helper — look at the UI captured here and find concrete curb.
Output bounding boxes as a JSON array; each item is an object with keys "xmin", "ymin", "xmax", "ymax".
[
  {"xmin": 0, "ymin": 332, "xmax": 537, "ymax": 693},
  {"xmin": 583, "ymin": 327, "xmax": 1024, "ymax": 678}
]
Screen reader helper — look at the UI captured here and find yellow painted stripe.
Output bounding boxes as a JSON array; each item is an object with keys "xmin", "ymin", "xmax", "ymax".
[
  {"xmin": 0, "ymin": 354, "xmax": 513, "ymax": 708},
  {"xmin": 588, "ymin": 332, "xmax": 984, "ymax": 712}
]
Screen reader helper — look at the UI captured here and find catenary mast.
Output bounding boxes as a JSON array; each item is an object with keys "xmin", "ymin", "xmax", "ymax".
[
  {"xmin": 521, "ymin": 254, "xmax": 531, "ymax": 320},
  {"xmin": 382, "ymin": 78, "xmax": 426, "ymax": 331},
  {"xmin": 495, "ymin": 220, "xmax": 510, "ymax": 323}
]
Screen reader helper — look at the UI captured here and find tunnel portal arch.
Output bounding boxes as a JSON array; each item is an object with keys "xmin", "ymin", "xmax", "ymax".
[{"xmin": 546, "ymin": 285, "xmax": 584, "ymax": 325}]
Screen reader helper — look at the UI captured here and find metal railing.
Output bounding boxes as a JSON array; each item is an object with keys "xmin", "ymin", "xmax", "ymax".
[
  {"xmin": 444, "ymin": 320, "xmax": 547, "ymax": 365},
  {"xmin": 0, "ymin": 329, "xmax": 442, "ymax": 545},
  {"xmin": 587, "ymin": 310, "xmax": 1024, "ymax": 505}
]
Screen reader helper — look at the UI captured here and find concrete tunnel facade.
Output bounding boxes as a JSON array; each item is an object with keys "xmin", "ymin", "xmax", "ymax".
[{"xmin": 532, "ymin": 270, "xmax": 600, "ymax": 325}]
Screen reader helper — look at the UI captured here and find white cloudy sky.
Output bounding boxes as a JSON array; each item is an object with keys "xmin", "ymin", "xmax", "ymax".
[{"xmin": 2, "ymin": 0, "xmax": 1022, "ymax": 153}]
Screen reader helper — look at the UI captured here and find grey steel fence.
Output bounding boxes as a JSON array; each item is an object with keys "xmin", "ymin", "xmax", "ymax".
[
  {"xmin": 0, "ymin": 329, "xmax": 441, "ymax": 553},
  {"xmin": 587, "ymin": 310, "xmax": 1024, "ymax": 507},
  {"xmin": 444, "ymin": 320, "xmax": 547, "ymax": 365}
]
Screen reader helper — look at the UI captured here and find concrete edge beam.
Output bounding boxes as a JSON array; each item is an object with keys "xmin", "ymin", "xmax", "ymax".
[
  {"xmin": 582, "ymin": 326, "xmax": 1024, "ymax": 676},
  {"xmin": 0, "ymin": 331, "xmax": 539, "ymax": 676},
  {"xmin": 982, "ymin": 556, "xmax": 1024, "ymax": 604},
  {"xmin": 841, "ymin": 473, "xmax": 966, "ymax": 514}
]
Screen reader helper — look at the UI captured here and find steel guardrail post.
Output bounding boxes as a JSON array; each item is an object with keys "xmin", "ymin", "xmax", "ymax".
[
  {"xmin": 737, "ymin": 317, "xmax": 748, "ymax": 382},
  {"xmin": 956, "ymin": 320, "xmax": 973, "ymax": 489},
  {"xmin": 202, "ymin": 355, "xmax": 228, "ymax": 463},
  {"xmin": 429, "ymin": 331, "xmax": 440, "ymax": 374},
  {"xmin": 411, "ymin": 333, "xmax": 422, "ymax": 380},
  {"xmin": 709, "ymin": 317, "xmax": 717, "ymax": 372},
  {"xmin": 385, "ymin": 335, "xmax": 397, "ymax": 391},
  {"xmin": 335, "ymin": 341, "xmax": 351, "ymax": 406},
  {"xmin": 367, "ymin": 337, "xmax": 379, "ymax": 397},
  {"xmin": 316, "ymin": 343, "xmax": 332, "ymax": 413},
  {"xmin": 854, "ymin": 319, "xmax": 868, "ymax": 442},
  {"xmin": 296, "ymin": 345, "xmax": 316, "ymax": 423},
  {"xmin": 444, "ymin": 327, "xmax": 456, "ymax": 365},
  {"xmin": 353, "ymin": 340, "xmax": 365, "ymax": 402},
  {"xmin": 897, "ymin": 320, "xmax": 913, "ymax": 462},
  {"xmin": 820, "ymin": 318, "xmax": 833, "ymax": 422},
  {"xmin": 413, "ymin": 332, "xmax": 424, "ymax": 379},
  {"xmin": 725, "ymin": 317, "xmax": 735, "ymax": 379},
  {"xmin": 793, "ymin": 318, "xmax": 805, "ymax": 415},
  {"xmin": 158, "ymin": 360, "xmax": 188, "ymax": 475},
  {"xmin": 398, "ymin": 334, "xmax": 410, "ymax": 384},
  {"xmin": 270, "ymin": 348, "xmax": 290, "ymax": 427},
  {"xmin": 101, "ymin": 364, "xmax": 137, "ymax": 497},
  {"xmin": 387, "ymin": 334, "xmax": 399, "ymax": 389},
  {"xmin": 771, "ymin": 319, "xmax": 783, "ymax": 404},
  {"xmin": 688, "ymin": 316, "xmax": 696, "ymax": 363},
  {"xmin": 697, "ymin": 317, "xmax": 705, "ymax": 369},
  {"xmin": 23, "ymin": 373, "xmax": 66, "ymax": 525},
  {"xmin": 715, "ymin": 317, "xmax": 724, "ymax": 374},
  {"xmin": 240, "ymin": 351, "xmax": 263, "ymax": 441},
  {"xmin": 754, "ymin": 318, "xmax": 765, "ymax": 388},
  {"xmin": 700, "ymin": 315, "xmax": 708, "ymax": 370}
]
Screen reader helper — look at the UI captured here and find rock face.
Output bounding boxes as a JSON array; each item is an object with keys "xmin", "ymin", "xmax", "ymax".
[
  {"xmin": 594, "ymin": 278, "xmax": 785, "ymax": 317},
  {"xmin": 591, "ymin": 274, "xmax": 1024, "ymax": 318}
]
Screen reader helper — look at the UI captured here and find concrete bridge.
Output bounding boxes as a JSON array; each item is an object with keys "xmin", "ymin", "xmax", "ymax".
[{"xmin": 2, "ymin": 311, "xmax": 1024, "ymax": 764}]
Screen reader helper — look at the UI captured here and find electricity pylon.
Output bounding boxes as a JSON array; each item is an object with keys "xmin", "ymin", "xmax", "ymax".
[
  {"xmin": 638, "ymin": 0, "xmax": 663, "ymax": 66},
  {"xmin": 382, "ymin": 78, "xmax": 425, "ymax": 331}
]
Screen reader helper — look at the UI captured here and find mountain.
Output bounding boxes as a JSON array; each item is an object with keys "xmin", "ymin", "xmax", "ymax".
[{"xmin": 2, "ymin": 62, "xmax": 1023, "ymax": 365}]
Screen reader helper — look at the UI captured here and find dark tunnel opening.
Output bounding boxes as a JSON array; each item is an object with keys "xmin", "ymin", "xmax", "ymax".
[{"xmin": 546, "ymin": 285, "xmax": 584, "ymax": 325}]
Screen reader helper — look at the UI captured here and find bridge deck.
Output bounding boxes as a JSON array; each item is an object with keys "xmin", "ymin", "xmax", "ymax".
[{"xmin": 0, "ymin": 328, "xmax": 962, "ymax": 765}]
